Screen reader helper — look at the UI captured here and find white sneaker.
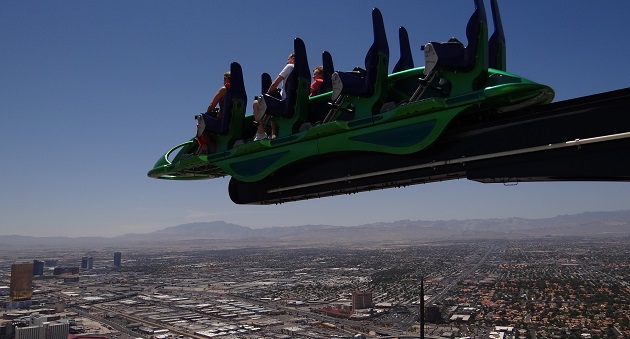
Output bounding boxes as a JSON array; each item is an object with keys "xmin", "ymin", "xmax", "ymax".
[
  {"xmin": 254, "ymin": 132, "xmax": 268, "ymax": 141},
  {"xmin": 270, "ymin": 134, "xmax": 277, "ymax": 139},
  {"xmin": 331, "ymin": 72, "xmax": 343, "ymax": 101}
]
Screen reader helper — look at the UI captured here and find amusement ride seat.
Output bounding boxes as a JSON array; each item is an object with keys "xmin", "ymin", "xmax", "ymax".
[
  {"xmin": 258, "ymin": 37, "xmax": 311, "ymax": 137},
  {"xmin": 197, "ymin": 62, "xmax": 247, "ymax": 150},
  {"xmin": 392, "ymin": 26, "xmax": 414, "ymax": 73},
  {"xmin": 423, "ymin": 0, "xmax": 486, "ymax": 74},
  {"xmin": 201, "ymin": 87, "xmax": 233, "ymax": 136},
  {"xmin": 410, "ymin": 0, "xmax": 488, "ymax": 102},
  {"xmin": 303, "ymin": 51, "xmax": 335, "ymax": 127},
  {"xmin": 331, "ymin": 8, "xmax": 388, "ymax": 101},
  {"xmin": 326, "ymin": 7, "xmax": 389, "ymax": 122}
]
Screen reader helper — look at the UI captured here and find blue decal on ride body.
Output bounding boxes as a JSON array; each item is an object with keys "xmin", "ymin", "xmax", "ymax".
[
  {"xmin": 229, "ymin": 151, "xmax": 290, "ymax": 177},
  {"xmin": 349, "ymin": 120, "xmax": 437, "ymax": 147}
]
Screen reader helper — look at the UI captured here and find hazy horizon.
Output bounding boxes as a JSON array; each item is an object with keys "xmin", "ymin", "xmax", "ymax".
[{"xmin": 2, "ymin": 208, "xmax": 629, "ymax": 238}]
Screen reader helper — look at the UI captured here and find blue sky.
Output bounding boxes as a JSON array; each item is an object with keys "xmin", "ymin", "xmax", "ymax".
[{"xmin": 2, "ymin": 1, "xmax": 630, "ymax": 237}]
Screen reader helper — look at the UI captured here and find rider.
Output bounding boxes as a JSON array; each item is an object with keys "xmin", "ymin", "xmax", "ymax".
[{"xmin": 252, "ymin": 53, "xmax": 295, "ymax": 141}]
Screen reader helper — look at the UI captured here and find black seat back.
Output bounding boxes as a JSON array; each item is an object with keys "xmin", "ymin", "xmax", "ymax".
[
  {"xmin": 488, "ymin": 0, "xmax": 506, "ymax": 71},
  {"xmin": 228, "ymin": 61, "xmax": 247, "ymax": 117},
  {"xmin": 393, "ymin": 26, "xmax": 414, "ymax": 73},
  {"xmin": 261, "ymin": 72, "xmax": 272, "ymax": 93},
  {"xmin": 364, "ymin": 7, "xmax": 389, "ymax": 96},
  {"xmin": 220, "ymin": 61, "xmax": 247, "ymax": 135},
  {"xmin": 464, "ymin": 0, "xmax": 487, "ymax": 71},
  {"xmin": 319, "ymin": 51, "xmax": 334, "ymax": 94},
  {"xmin": 283, "ymin": 37, "xmax": 310, "ymax": 117}
]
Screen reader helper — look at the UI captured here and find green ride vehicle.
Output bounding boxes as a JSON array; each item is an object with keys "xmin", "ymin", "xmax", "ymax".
[{"xmin": 148, "ymin": 0, "xmax": 554, "ymax": 203}]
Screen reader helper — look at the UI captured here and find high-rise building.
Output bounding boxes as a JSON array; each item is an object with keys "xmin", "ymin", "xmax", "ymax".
[
  {"xmin": 352, "ymin": 290, "xmax": 373, "ymax": 310},
  {"xmin": 10, "ymin": 263, "xmax": 33, "ymax": 301},
  {"xmin": 0, "ymin": 323, "xmax": 10, "ymax": 338},
  {"xmin": 15, "ymin": 325, "xmax": 44, "ymax": 339},
  {"xmin": 81, "ymin": 257, "xmax": 93, "ymax": 270},
  {"xmin": 32, "ymin": 260, "xmax": 45, "ymax": 276},
  {"xmin": 43, "ymin": 322, "xmax": 69, "ymax": 339},
  {"xmin": 14, "ymin": 322, "xmax": 69, "ymax": 339},
  {"xmin": 113, "ymin": 252, "xmax": 122, "ymax": 267}
]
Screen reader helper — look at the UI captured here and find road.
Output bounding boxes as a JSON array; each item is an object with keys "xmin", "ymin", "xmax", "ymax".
[{"xmin": 395, "ymin": 245, "xmax": 496, "ymax": 332}]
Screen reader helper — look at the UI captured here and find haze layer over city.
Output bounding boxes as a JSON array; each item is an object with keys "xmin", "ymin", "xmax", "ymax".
[{"xmin": 1, "ymin": 211, "xmax": 629, "ymax": 338}]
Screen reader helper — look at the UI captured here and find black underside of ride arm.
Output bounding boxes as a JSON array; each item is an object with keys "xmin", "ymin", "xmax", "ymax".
[{"xmin": 229, "ymin": 87, "xmax": 630, "ymax": 205}]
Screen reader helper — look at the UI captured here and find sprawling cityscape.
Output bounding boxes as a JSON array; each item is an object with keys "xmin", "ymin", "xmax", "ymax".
[{"xmin": 1, "ymin": 229, "xmax": 628, "ymax": 339}]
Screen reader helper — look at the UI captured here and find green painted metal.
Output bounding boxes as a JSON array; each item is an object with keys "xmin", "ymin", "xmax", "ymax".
[
  {"xmin": 148, "ymin": 66, "xmax": 553, "ymax": 182},
  {"xmin": 148, "ymin": 1, "xmax": 555, "ymax": 185}
]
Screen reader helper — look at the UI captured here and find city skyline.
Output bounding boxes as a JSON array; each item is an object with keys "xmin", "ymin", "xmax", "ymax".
[
  {"xmin": 2, "ymin": 1, "xmax": 630, "ymax": 237},
  {"xmin": 1, "ymin": 236, "xmax": 628, "ymax": 338}
]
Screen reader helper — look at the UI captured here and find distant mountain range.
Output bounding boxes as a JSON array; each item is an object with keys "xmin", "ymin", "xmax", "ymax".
[{"xmin": 2, "ymin": 210, "xmax": 630, "ymax": 250}]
